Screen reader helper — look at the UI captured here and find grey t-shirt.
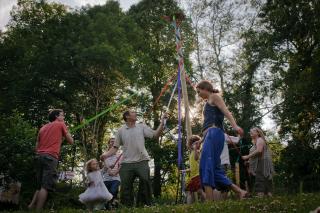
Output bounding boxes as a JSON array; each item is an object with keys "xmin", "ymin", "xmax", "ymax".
[{"xmin": 114, "ymin": 123, "xmax": 155, "ymax": 163}]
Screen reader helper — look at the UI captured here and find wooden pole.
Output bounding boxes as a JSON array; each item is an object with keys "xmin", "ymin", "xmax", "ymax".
[{"xmin": 172, "ymin": 15, "xmax": 192, "ymax": 142}]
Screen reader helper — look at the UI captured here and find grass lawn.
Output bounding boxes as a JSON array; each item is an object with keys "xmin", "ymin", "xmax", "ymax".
[{"xmin": 6, "ymin": 193, "xmax": 320, "ymax": 212}]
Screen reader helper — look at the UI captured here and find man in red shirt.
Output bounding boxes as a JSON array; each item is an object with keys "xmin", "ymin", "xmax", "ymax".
[{"xmin": 28, "ymin": 109, "xmax": 73, "ymax": 210}]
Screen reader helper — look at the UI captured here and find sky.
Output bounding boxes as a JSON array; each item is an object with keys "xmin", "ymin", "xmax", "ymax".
[
  {"xmin": 0, "ymin": 0, "xmax": 141, "ymax": 30},
  {"xmin": 0, "ymin": 0, "xmax": 276, "ymax": 131}
]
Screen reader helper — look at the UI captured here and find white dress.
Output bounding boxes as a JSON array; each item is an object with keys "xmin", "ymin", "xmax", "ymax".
[{"xmin": 79, "ymin": 170, "xmax": 113, "ymax": 206}]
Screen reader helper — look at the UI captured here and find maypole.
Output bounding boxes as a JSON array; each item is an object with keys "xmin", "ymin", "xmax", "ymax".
[
  {"xmin": 172, "ymin": 14, "xmax": 192, "ymax": 143},
  {"xmin": 163, "ymin": 12, "xmax": 192, "ymax": 203}
]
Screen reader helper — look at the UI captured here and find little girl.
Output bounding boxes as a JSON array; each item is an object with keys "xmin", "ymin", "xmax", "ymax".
[
  {"xmin": 79, "ymin": 159, "xmax": 113, "ymax": 212},
  {"xmin": 186, "ymin": 135, "xmax": 205, "ymax": 204}
]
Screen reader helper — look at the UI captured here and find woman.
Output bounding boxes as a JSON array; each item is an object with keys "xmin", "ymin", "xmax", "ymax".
[
  {"xmin": 196, "ymin": 80, "xmax": 247, "ymax": 201},
  {"xmin": 101, "ymin": 138, "xmax": 122, "ymax": 209},
  {"xmin": 242, "ymin": 127, "xmax": 274, "ymax": 197}
]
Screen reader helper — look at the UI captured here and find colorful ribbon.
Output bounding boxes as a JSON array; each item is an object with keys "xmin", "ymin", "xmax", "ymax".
[{"xmin": 70, "ymin": 92, "xmax": 138, "ymax": 133}]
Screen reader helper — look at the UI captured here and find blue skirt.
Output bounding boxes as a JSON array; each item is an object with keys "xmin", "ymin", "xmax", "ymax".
[{"xmin": 199, "ymin": 128, "xmax": 232, "ymax": 189}]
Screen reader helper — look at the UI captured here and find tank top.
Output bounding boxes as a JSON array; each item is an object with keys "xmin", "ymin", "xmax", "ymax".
[{"xmin": 202, "ymin": 102, "xmax": 224, "ymax": 132}]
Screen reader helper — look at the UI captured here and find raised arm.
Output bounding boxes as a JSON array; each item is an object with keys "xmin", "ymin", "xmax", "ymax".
[
  {"xmin": 154, "ymin": 113, "xmax": 168, "ymax": 138},
  {"xmin": 100, "ymin": 146, "xmax": 119, "ymax": 161},
  {"xmin": 65, "ymin": 132, "xmax": 74, "ymax": 144},
  {"xmin": 225, "ymin": 134, "xmax": 240, "ymax": 144}
]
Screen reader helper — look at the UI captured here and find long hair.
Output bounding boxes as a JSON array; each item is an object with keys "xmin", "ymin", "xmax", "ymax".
[
  {"xmin": 196, "ymin": 80, "xmax": 220, "ymax": 93},
  {"xmin": 188, "ymin": 135, "xmax": 201, "ymax": 148},
  {"xmin": 85, "ymin": 159, "xmax": 98, "ymax": 173},
  {"xmin": 251, "ymin": 127, "xmax": 267, "ymax": 142}
]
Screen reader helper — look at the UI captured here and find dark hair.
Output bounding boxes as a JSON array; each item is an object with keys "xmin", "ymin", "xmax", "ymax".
[
  {"xmin": 196, "ymin": 80, "xmax": 219, "ymax": 93},
  {"xmin": 188, "ymin": 135, "xmax": 201, "ymax": 148},
  {"xmin": 123, "ymin": 110, "xmax": 130, "ymax": 121},
  {"xmin": 48, "ymin": 109, "xmax": 63, "ymax": 122}
]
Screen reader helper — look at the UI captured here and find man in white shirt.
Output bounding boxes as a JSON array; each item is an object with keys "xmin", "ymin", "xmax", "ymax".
[{"xmin": 101, "ymin": 110, "xmax": 166, "ymax": 207}]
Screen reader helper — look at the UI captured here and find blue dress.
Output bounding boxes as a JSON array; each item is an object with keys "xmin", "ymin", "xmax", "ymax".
[{"xmin": 199, "ymin": 102, "xmax": 232, "ymax": 189}]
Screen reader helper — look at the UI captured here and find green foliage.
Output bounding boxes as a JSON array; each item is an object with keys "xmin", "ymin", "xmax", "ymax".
[
  {"xmin": 0, "ymin": 112, "xmax": 36, "ymax": 181},
  {"xmin": 0, "ymin": 112, "xmax": 37, "ymax": 207},
  {"xmin": 128, "ymin": 0, "xmax": 195, "ymax": 197},
  {"xmin": 247, "ymin": 0, "xmax": 320, "ymax": 192}
]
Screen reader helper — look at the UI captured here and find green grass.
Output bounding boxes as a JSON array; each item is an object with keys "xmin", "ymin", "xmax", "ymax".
[{"xmin": 6, "ymin": 193, "xmax": 320, "ymax": 213}]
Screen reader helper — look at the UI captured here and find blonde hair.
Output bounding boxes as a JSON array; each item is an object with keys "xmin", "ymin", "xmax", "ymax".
[
  {"xmin": 251, "ymin": 127, "xmax": 267, "ymax": 142},
  {"xmin": 85, "ymin": 159, "xmax": 98, "ymax": 173}
]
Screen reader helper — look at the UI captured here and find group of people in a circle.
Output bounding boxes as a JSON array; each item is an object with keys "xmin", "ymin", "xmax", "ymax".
[{"xmin": 28, "ymin": 80, "xmax": 274, "ymax": 212}]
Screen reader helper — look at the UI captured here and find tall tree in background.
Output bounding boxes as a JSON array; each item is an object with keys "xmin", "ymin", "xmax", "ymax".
[
  {"xmin": 0, "ymin": 0, "xmax": 142, "ymax": 165},
  {"xmin": 254, "ymin": 0, "xmax": 320, "ymax": 191},
  {"xmin": 128, "ymin": 0, "xmax": 194, "ymax": 197}
]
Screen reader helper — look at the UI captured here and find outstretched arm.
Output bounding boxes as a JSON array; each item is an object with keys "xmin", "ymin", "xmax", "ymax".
[
  {"xmin": 101, "ymin": 146, "xmax": 119, "ymax": 161},
  {"xmin": 242, "ymin": 138, "xmax": 265, "ymax": 160},
  {"xmin": 153, "ymin": 113, "xmax": 168, "ymax": 138},
  {"xmin": 65, "ymin": 132, "xmax": 74, "ymax": 144},
  {"xmin": 210, "ymin": 94, "xmax": 243, "ymax": 135}
]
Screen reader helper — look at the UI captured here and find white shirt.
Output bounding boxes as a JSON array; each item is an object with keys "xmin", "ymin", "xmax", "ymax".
[
  {"xmin": 101, "ymin": 153, "xmax": 122, "ymax": 182},
  {"xmin": 114, "ymin": 123, "xmax": 155, "ymax": 163},
  {"xmin": 220, "ymin": 134, "xmax": 240, "ymax": 165}
]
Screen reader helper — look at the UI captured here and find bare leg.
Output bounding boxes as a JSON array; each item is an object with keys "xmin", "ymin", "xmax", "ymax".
[
  {"xmin": 230, "ymin": 184, "xmax": 248, "ymax": 199},
  {"xmin": 186, "ymin": 191, "xmax": 194, "ymax": 204},
  {"xmin": 35, "ymin": 187, "xmax": 48, "ymax": 210},
  {"xmin": 28, "ymin": 190, "xmax": 39, "ymax": 209},
  {"xmin": 221, "ymin": 191, "xmax": 228, "ymax": 200},
  {"xmin": 213, "ymin": 189, "xmax": 221, "ymax": 201},
  {"xmin": 204, "ymin": 186, "xmax": 214, "ymax": 202},
  {"xmin": 198, "ymin": 189, "xmax": 206, "ymax": 202}
]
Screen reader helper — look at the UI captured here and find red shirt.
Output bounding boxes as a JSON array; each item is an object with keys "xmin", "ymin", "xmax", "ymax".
[{"xmin": 36, "ymin": 120, "xmax": 68, "ymax": 159}]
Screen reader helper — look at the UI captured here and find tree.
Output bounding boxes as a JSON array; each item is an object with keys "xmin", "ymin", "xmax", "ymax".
[
  {"xmin": 0, "ymin": 0, "xmax": 142, "ymax": 164},
  {"xmin": 251, "ymin": 0, "xmax": 320, "ymax": 191},
  {"xmin": 128, "ymin": 0, "xmax": 195, "ymax": 197}
]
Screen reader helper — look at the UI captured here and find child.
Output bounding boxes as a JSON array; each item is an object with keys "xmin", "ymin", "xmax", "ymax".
[
  {"xmin": 186, "ymin": 135, "xmax": 205, "ymax": 204},
  {"xmin": 79, "ymin": 159, "xmax": 113, "ymax": 212}
]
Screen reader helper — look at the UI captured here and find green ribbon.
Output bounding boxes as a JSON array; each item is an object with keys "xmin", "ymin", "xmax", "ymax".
[{"xmin": 70, "ymin": 92, "xmax": 138, "ymax": 133}]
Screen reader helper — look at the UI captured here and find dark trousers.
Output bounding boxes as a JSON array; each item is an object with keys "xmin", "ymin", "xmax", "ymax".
[
  {"xmin": 104, "ymin": 180, "xmax": 120, "ymax": 198},
  {"xmin": 119, "ymin": 161, "xmax": 152, "ymax": 207}
]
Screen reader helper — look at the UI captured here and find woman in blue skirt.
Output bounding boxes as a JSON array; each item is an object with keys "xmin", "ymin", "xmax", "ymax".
[{"xmin": 196, "ymin": 80, "xmax": 248, "ymax": 201}]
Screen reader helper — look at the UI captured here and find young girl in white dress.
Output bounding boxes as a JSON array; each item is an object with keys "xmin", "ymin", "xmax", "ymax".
[{"xmin": 79, "ymin": 159, "xmax": 113, "ymax": 212}]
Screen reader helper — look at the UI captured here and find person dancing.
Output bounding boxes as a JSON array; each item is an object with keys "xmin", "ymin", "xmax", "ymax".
[{"xmin": 196, "ymin": 80, "xmax": 248, "ymax": 201}]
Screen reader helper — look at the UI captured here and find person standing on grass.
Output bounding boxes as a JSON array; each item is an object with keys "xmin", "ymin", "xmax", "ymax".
[
  {"xmin": 28, "ymin": 109, "xmax": 73, "ymax": 210},
  {"xmin": 101, "ymin": 109, "xmax": 167, "ymax": 207},
  {"xmin": 79, "ymin": 159, "xmax": 113, "ymax": 213},
  {"xmin": 186, "ymin": 135, "xmax": 205, "ymax": 204},
  {"xmin": 213, "ymin": 133, "xmax": 242, "ymax": 200},
  {"xmin": 101, "ymin": 137, "xmax": 122, "ymax": 209},
  {"xmin": 196, "ymin": 80, "xmax": 248, "ymax": 201},
  {"xmin": 242, "ymin": 127, "xmax": 274, "ymax": 197}
]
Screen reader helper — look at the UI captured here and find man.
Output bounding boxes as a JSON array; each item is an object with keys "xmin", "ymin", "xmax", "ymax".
[
  {"xmin": 28, "ymin": 109, "xmax": 73, "ymax": 210},
  {"xmin": 101, "ymin": 110, "xmax": 166, "ymax": 207}
]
